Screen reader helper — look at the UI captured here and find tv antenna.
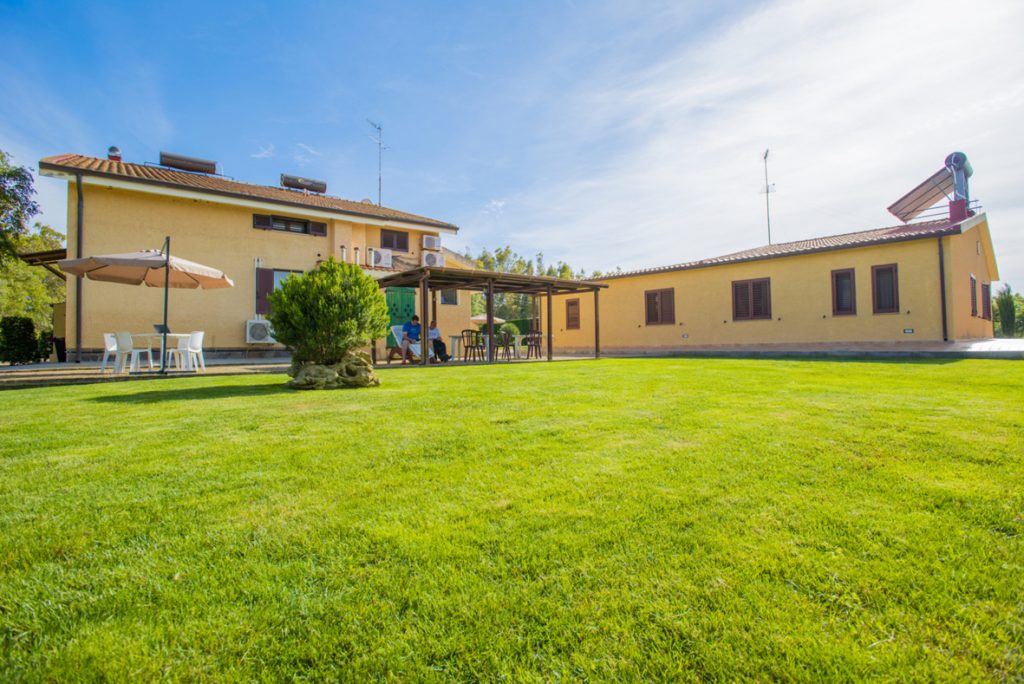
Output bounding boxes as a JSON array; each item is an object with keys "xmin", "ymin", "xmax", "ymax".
[
  {"xmin": 367, "ymin": 119, "xmax": 388, "ymax": 206},
  {"xmin": 761, "ymin": 148, "xmax": 776, "ymax": 244}
]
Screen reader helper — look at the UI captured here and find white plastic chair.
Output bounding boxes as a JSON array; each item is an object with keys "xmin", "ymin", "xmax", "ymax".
[
  {"xmin": 165, "ymin": 335, "xmax": 191, "ymax": 370},
  {"xmin": 187, "ymin": 331, "xmax": 206, "ymax": 372},
  {"xmin": 99, "ymin": 333, "xmax": 117, "ymax": 373},
  {"xmin": 113, "ymin": 331, "xmax": 153, "ymax": 373},
  {"xmin": 390, "ymin": 324, "xmax": 432, "ymax": 362}
]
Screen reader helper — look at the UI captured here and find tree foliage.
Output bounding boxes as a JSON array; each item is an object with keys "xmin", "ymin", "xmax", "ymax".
[
  {"xmin": 267, "ymin": 259, "xmax": 389, "ymax": 365},
  {"xmin": 0, "ymin": 150, "xmax": 40, "ymax": 266},
  {"xmin": 463, "ymin": 245, "xmax": 616, "ymax": 319},
  {"xmin": 992, "ymin": 285, "xmax": 1023, "ymax": 337},
  {"xmin": 0, "ymin": 224, "xmax": 66, "ymax": 331}
]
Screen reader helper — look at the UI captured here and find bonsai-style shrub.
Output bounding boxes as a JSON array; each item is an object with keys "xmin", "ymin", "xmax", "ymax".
[
  {"xmin": 267, "ymin": 259, "xmax": 389, "ymax": 388},
  {"xmin": 0, "ymin": 316, "xmax": 37, "ymax": 364},
  {"xmin": 499, "ymin": 321, "xmax": 520, "ymax": 337}
]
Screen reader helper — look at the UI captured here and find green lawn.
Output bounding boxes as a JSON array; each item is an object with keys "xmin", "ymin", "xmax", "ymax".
[{"xmin": 1, "ymin": 359, "xmax": 1021, "ymax": 681}]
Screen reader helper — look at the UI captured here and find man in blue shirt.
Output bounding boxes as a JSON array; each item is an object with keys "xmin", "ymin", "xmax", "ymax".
[{"xmin": 400, "ymin": 315, "xmax": 422, "ymax": 364}]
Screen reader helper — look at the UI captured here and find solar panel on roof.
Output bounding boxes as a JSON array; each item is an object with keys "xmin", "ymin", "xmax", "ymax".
[{"xmin": 886, "ymin": 167, "xmax": 953, "ymax": 222}]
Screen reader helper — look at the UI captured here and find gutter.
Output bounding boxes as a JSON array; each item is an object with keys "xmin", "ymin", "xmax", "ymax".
[
  {"xmin": 938, "ymin": 237, "xmax": 948, "ymax": 342},
  {"xmin": 75, "ymin": 173, "xmax": 84, "ymax": 363}
]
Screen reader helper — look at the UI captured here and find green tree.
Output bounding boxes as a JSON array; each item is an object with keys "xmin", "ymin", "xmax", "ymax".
[
  {"xmin": 465, "ymin": 246, "xmax": 610, "ymax": 319},
  {"xmin": 995, "ymin": 286, "xmax": 1019, "ymax": 335},
  {"xmin": 0, "ymin": 150, "xmax": 40, "ymax": 265},
  {"xmin": 0, "ymin": 224, "xmax": 66, "ymax": 331},
  {"xmin": 267, "ymin": 258, "xmax": 389, "ymax": 365}
]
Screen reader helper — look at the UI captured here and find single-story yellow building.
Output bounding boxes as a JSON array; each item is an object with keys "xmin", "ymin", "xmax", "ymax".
[
  {"xmin": 542, "ymin": 211, "xmax": 998, "ymax": 355},
  {"xmin": 39, "ymin": 149, "xmax": 475, "ymax": 360}
]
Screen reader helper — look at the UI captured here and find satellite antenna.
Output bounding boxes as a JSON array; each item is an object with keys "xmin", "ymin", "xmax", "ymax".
[
  {"xmin": 367, "ymin": 120, "xmax": 388, "ymax": 206},
  {"xmin": 761, "ymin": 149, "xmax": 776, "ymax": 244}
]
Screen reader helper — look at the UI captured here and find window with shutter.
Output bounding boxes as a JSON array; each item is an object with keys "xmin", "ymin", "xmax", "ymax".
[
  {"xmin": 380, "ymin": 229, "xmax": 409, "ymax": 252},
  {"xmin": 970, "ymin": 275, "xmax": 978, "ymax": 316},
  {"xmin": 643, "ymin": 289, "xmax": 675, "ymax": 325},
  {"xmin": 256, "ymin": 268, "xmax": 303, "ymax": 315},
  {"xmin": 981, "ymin": 283, "xmax": 991, "ymax": 320},
  {"xmin": 831, "ymin": 269, "xmax": 856, "ymax": 315},
  {"xmin": 440, "ymin": 289, "xmax": 458, "ymax": 305},
  {"xmin": 253, "ymin": 214, "xmax": 273, "ymax": 230},
  {"xmin": 732, "ymin": 279, "xmax": 770, "ymax": 320},
  {"xmin": 871, "ymin": 264, "xmax": 899, "ymax": 314},
  {"xmin": 309, "ymin": 221, "xmax": 327, "ymax": 237},
  {"xmin": 566, "ymin": 299, "xmax": 580, "ymax": 329}
]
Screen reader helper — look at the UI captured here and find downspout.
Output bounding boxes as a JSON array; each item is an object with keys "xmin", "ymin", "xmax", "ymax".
[
  {"xmin": 75, "ymin": 173, "xmax": 84, "ymax": 363},
  {"xmin": 938, "ymin": 237, "xmax": 948, "ymax": 342}
]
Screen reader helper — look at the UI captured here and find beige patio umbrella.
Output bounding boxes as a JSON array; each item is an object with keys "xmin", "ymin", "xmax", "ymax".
[
  {"xmin": 470, "ymin": 313, "xmax": 505, "ymax": 324},
  {"xmin": 58, "ymin": 237, "xmax": 233, "ymax": 372}
]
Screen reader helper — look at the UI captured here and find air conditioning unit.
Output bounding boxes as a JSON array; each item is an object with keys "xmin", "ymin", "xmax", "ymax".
[
  {"xmin": 422, "ymin": 235, "xmax": 442, "ymax": 250},
  {"xmin": 369, "ymin": 248, "xmax": 393, "ymax": 268},
  {"xmin": 246, "ymin": 319, "xmax": 277, "ymax": 344},
  {"xmin": 422, "ymin": 252, "xmax": 445, "ymax": 268}
]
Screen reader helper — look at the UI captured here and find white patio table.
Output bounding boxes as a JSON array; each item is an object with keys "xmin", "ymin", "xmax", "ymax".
[{"xmin": 132, "ymin": 333, "xmax": 193, "ymax": 371}]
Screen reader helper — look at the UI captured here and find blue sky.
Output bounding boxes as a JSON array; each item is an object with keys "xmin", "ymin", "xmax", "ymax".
[{"xmin": 2, "ymin": 0, "xmax": 1022, "ymax": 288}]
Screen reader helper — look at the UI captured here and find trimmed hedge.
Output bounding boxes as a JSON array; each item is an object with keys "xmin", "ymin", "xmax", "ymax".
[{"xmin": 0, "ymin": 316, "xmax": 38, "ymax": 364}]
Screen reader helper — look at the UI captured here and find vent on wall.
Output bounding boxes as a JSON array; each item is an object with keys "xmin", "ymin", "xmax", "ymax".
[
  {"xmin": 281, "ymin": 174, "xmax": 327, "ymax": 194},
  {"xmin": 422, "ymin": 252, "xmax": 445, "ymax": 268},
  {"xmin": 159, "ymin": 151, "xmax": 217, "ymax": 174}
]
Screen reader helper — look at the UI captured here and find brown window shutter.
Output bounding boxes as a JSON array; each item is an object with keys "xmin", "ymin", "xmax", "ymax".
[
  {"xmin": 733, "ymin": 282, "xmax": 750, "ymax": 320},
  {"xmin": 751, "ymin": 279, "xmax": 770, "ymax": 318},
  {"xmin": 253, "ymin": 214, "xmax": 272, "ymax": 230},
  {"xmin": 645, "ymin": 291, "xmax": 660, "ymax": 324},
  {"xmin": 309, "ymin": 221, "xmax": 327, "ymax": 237},
  {"xmin": 871, "ymin": 265, "xmax": 899, "ymax": 313},
  {"xmin": 981, "ymin": 283, "xmax": 991, "ymax": 319},
  {"xmin": 832, "ymin": 269, "xmax": 856, "ymax": 315},
  {"xmin": 255, "ymin": 268, "xmax": 275, "ymax": 315},
  {"xmin": 661, "ymin": 289, "xmax": 675, "ymax": 324},
  {"xmin": 566, "ymin": 299, "xmax": 580, "ymax": 329},
  {"xmin": 970, "ymin": 276, "xmax": 978, "ymax": 316}
]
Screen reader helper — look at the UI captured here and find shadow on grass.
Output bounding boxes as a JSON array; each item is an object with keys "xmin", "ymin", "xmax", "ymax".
[{"xmin": 89, "ymin": 381, "xmax": 294, "ymax": 404}]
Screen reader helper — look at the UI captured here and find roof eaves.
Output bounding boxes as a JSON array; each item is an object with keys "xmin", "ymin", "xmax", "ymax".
[{"xmin": 39, "ymin": 157, "xmax": 460, "ymax": 233}]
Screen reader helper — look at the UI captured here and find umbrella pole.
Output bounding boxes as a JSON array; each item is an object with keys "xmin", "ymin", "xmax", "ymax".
[{"xmin": 161, "ymin": 236, "xmax": 170, "ymax": 374}]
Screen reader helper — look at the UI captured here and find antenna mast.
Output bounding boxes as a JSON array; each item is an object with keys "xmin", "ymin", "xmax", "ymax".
[
  {"xmin": 367, "ymin": 120, "xmax": 386, "ymax": 206},
  {"xmin": 761, "ymin": 148, "xmax": 775, "ymax": 244}
]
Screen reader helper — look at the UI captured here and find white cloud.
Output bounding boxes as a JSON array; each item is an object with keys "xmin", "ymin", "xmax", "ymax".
[
  {"xmin": 251, "ymin": 143, "xmax": 275, "ymax": 159},
  {"xmin": 480, "ymin": 0, "xmax": 1024, "ymax": 289},
  {"xmin": 296, "ymin": 143, "xmax": 321, "ymax": 156}
]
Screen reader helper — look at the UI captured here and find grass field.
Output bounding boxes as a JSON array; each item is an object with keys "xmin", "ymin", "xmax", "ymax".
[{"xmin": 0, "ymin": 358, "xmax": 1021, "ymax": 681}]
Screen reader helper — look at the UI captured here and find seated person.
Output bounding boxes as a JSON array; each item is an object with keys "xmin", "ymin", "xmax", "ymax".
[
  {"xmin": 401, "ymin": 315, "xmax": 422, "ymax": 364},
  {"xmin": 428, "ymin": 320, "xmax": 451, "ymax": 362}
]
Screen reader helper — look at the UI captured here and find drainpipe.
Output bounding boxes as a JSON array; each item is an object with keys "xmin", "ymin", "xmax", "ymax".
[
  {"xmin": 75, "ymin": 173, "xmax": 84, "ymax": 363},
  {"xmin": 938, "ymin": 237, "xmax": 948, "ymax": 342}
]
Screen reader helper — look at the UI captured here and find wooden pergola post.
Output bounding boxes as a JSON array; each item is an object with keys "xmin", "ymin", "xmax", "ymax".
[
  {"xmin": 546, "ymin": 285, "xmax": 553, "ymax": 362},
  {"xmin": 420, "ymin": 274, "xmax": 430, "ymax": 366},
  {"xmin": 594, "ymin": 287, "xmax": 600, "ymax": 359},
  {"xmin": 486, "ymin": 278, "xmax": 495, "ymax": 363}
]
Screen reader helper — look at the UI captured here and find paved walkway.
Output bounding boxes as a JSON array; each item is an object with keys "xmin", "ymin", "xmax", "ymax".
[{"xmin": 601, "ymin": 338, "xmax": 1024, "ymax": 360}]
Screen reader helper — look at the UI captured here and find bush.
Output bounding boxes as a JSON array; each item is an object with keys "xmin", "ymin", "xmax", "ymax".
[
  {"xmin": 994, "ymin": 286, "xmax": 1017, "ymax": 337},
  {"xmin": 499, "ymin": 322, "xmax": 520, "ymax": 337},
  {"xmin": 267, "ymin": 259, "xmax": 389, "ymax": 365},
  {"xmin": 0, "ymin": 316, "xmax": 37, "ymax": 364},
  {"xmin": 37, "ymin": 329, "xmax": 53, "ymax": 361}
]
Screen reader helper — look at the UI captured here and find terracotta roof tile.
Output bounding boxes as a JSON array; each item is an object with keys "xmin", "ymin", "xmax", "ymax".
[
  {"xmin": 599, "ymin": 219, "xmax": 965, "ymax": 280},
  {"xmin": 39, "ymin": 153, "xmax": 458, "ymax": 232}
]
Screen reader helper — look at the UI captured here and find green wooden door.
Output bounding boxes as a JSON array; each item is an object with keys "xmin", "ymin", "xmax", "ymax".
[{"xmin": 386, "ymin": 287, "xmax": 416, "ymax": 347}]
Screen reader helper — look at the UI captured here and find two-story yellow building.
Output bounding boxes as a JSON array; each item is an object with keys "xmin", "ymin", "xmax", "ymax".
[{"xmin": 39, "ymin": 150, "xmax": 474, "ymax": 360}]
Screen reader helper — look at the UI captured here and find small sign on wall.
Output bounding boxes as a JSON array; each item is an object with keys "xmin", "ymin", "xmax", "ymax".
[{"xmin": 903, "ymin": 328, "xmax": 914, "ymax": 334}]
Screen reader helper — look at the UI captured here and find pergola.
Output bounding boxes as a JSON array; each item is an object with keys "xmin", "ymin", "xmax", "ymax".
[
  {"xmin": 18, "ymin": 248, "xmax": 68, "ymax": 279},
  {"xmin": 375, "ymin": 266, "xmax": 607, "ymax": 366}
]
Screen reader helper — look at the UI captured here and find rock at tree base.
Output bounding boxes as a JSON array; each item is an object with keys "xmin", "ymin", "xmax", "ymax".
[{"xmin": 288, "ymin": 352, "xmax": 380, "ymax": 389}]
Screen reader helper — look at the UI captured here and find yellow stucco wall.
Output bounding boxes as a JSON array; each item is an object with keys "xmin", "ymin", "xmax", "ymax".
[
  {"xmin": 946, "ymin": 220, "xmax": 997, "ymax": 340},
  {"xmin": 64, "ymin": 182, "xmax": 472, "ymax": 352},
  {"xmin": 542, "ymin": 232, "xmax": 995, "ymax": 354}
]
